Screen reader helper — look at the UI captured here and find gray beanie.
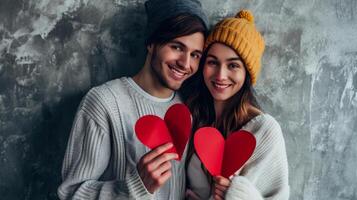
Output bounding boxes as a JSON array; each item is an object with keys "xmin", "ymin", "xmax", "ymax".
[{"xmin": 145, "ymin": 0, "xmax": 209, "ymax": 38}]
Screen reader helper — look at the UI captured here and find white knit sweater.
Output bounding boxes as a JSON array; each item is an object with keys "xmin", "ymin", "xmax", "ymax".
[
  {"xmin": 187, "ymin": 114, "xmax": 290, "ymax": 200},
  {"xmin": 58, "ymin": 77, "xmax": 186, "ymax": 200}
]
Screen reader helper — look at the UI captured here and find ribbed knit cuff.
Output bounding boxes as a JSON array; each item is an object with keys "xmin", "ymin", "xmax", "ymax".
[
  {"xmin": 226, "ymin": 176, "xmax": 263, "ymax": 200},
  {"xmin": 126, "ymin": 167, "xmax": 153, "ymax": 200}
]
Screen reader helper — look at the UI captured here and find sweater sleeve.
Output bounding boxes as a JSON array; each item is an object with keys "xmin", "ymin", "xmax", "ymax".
[
  {"xmin": 225, "ymin": 116, "xmax": 290, "ymax": 200},
  {"xmin": 57, "ymin": 88, "xmax": 153, "ymax": 200}
]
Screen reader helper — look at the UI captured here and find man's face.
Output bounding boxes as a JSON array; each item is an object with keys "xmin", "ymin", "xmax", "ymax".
[{"xmin": 149, "ymin": 32, "xmax": 205, "ymax": 91}]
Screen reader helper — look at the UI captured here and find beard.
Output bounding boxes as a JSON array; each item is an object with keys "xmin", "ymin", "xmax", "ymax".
[{"xmin": 149, "ymin": 46, "xmax": 179, "ymax": 91}]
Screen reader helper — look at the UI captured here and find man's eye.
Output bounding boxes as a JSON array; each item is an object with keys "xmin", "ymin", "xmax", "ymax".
[
  {"xmin": 191, "ymin": 53, "xmax": 201, "ymax": 59},
  {"xmin": 172, "ymin": 45, "xmax": 182, "ymax": 51}
]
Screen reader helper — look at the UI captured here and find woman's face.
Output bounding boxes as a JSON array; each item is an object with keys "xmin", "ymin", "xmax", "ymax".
[{"xmin": 203, "ymin": 43, "xmax": 246, "ymax": 102}]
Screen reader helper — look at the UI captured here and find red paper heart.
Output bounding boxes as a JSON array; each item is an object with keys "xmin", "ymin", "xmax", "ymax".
[
  {"xmin": 194, "ymin": 127, "xmax": 256, "ymax": 178},
  {"xmin": 135, "ymin": 103, "xmax": 191, "ymax": 160}
]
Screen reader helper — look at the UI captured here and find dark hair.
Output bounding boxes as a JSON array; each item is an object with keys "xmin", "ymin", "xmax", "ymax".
[
  {"xmin": 145, "ymin": 14, "xmax": 207, "ymax": 46},
  {"xmin": 181, "ymin": 43, "xmax": 262, "ymax": 188}
]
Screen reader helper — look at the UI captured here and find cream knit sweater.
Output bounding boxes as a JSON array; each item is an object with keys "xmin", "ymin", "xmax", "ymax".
[
  {"xmin": 187, "ymin": 114, "xmax": 290, "ymax": 200},
  {"xmin": 58, "ymin": 77, "xmax": 186, "ymax": 200}
]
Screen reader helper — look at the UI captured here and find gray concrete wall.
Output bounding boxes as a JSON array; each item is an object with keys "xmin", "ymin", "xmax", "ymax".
[{"xmin": 0, "ymin": 0, "xmax": 356, "ymax": 199}]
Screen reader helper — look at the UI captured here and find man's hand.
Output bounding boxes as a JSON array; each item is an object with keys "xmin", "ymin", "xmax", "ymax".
[
  {"xmin": 137, "ymin": 143, "xmax": 178, "ymax": 194},
  {"xmin": 212, "ymin": 176, "xmax": 231, "ymax": 200}
]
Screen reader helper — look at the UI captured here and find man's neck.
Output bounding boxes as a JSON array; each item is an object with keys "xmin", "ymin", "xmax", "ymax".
[{"xmin": 132, "ymin": 66, "xmax": 174, "ymax": 99}]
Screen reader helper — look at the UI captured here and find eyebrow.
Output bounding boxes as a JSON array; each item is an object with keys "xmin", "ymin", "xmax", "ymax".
[
  {"xmin": 227, "ymin": 57, "xmax": 242, "ymax": 62},
  {"xmin": 170, "ymin": 40, "xmax": 203, "ymax": 55},
  {"xmin": 207, "ymin": 54, "xmax": 242, "ymax": 62}
]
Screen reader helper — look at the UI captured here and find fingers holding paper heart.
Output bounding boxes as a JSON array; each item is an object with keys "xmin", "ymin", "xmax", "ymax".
[
  {"xmin": 135, "ymin": 104, "xmax": 192, "ymax": 192},
  {"xmin": 134, "ymin": 103, "xmax": 255, "ymax": 188},
  {"xmin": 213, "ymin": 176, "xmax": 231, "ymax": 200},
  {"xmin": 135, "ymin": 103, "xmax": 191, "ymax": 160},
  {"xmin": 137, "ymin": 142, "xmax": 178, "ymax": 193}
]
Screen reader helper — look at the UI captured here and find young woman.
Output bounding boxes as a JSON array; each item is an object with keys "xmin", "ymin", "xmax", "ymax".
[{"xmin": 183, "ymin": 10, "xmax": 289, "ymax": 200}]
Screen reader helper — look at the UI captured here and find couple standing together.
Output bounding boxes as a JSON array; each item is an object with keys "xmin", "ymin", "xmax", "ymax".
[{"xmin": 57, "ymin": 0, "xmax": 289, "ymax": 199}]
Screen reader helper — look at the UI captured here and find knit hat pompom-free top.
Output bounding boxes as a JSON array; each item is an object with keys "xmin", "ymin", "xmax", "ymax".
[{"xmin": 205, "ymin": 9, "xmax": 265, "ymax": 85}]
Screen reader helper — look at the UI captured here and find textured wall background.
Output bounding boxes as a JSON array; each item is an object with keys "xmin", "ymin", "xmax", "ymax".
[{"xmin": 0, "ymin": 0, "xmax": 356, "ymax": 199}]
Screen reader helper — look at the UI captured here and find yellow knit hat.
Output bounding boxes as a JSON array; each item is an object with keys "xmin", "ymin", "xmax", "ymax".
[{"xmin": 205, "ymin": 10, "xmax": 265, "ymax": 85}]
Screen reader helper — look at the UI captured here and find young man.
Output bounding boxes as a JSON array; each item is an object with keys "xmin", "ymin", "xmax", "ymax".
[{"xmin": 57, "ymin": 0, "xmax": 208, "ymax": 199}]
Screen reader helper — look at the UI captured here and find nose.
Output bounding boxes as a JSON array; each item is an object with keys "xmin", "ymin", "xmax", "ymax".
[
  {"xmin": 214, "ymin": 66, "xmax": 228, "ymax": 81},
  {"xmin": 177, "ymin": 53, "xmax": 190, "ymax": 70}
]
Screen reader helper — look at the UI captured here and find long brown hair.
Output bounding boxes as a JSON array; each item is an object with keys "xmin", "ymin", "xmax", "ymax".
[{"xmin": 180, "ymin": 43, "xmax": 262, "ymax": 186}]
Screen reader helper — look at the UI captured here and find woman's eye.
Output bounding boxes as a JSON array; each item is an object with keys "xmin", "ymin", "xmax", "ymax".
[
  {"xmin": 228, "ymin": 63, "xmax": 240, "ymax": 69},
  {"xmin": 207, "ymin": 60, "xmax": 218, "ymax": 65}
]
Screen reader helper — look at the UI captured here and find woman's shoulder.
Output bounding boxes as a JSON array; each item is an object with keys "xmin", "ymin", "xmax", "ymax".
[
  {"xmin": 243, "ymin": 113, "xmax": 280, "ymax": 129},
  {"xmin": 242, "ymin": 113, "xmax": 283, "ymax": 141}
]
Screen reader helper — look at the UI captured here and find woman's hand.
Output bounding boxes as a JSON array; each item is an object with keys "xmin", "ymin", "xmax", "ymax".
[{"xmin": 212, "ymin": 176, "xmax": 231, "ymax": 200}]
